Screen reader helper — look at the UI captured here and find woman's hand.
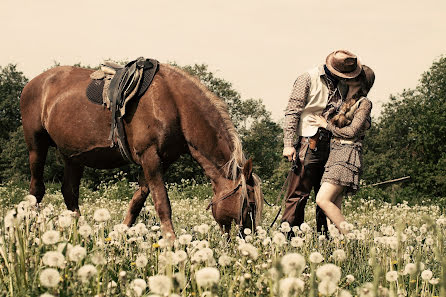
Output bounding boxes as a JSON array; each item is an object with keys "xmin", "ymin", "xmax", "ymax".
[{"xmin": 307, "ymin": 114, "xmax": 328, "ymax": 129}]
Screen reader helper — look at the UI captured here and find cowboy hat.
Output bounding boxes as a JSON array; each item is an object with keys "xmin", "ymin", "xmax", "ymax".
[{"xmin": 326, "ymin": 50, "xmax": 362, "ymax": 79}]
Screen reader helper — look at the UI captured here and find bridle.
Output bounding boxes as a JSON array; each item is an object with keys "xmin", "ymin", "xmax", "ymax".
[{"xmin": 206, "ymin": 182, "xmax": 254, "ymax": 211}]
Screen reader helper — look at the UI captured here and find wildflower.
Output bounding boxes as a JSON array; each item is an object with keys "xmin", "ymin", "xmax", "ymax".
[
  {"xmin": 194, "ymin": 223, "xmax": 210, "ymax": 235},
  {"xmin": 280, "ymin": 253, "xmax": 305, "ymax": 276},
  {"xmin": 318, "ymin": 280, "xmax": 337, "ymax": 296},
  {"xmin": 309, "ymin": 252, "xmax": 323, "ymax": 264},
  {"xmin": 332, "ymin": 249, "xmax": 346, "ymax": 262},
  {"xmin": 91, "ymin": 253, "xmax": 107, "ymax": 265},
  {"xmin": 40, "ymin": 293, "xmax": 55, "ymax": 297},
  {"xmin": 429, "ymin": 278, "xmax": 439, "ymax": 285},
  {"xmin": 135, "ymin": 254, "xmax": 148, "ymax": 268},
  {"xmin": 300, "ymin": 223, "xmax": 311, "ymax": 233},
  {"xmin": 218, "ymin": 254, "xmax": 232, "ymax": 267},
  {"xmin": 386, "ymin": 271, "xmax": 398, "ymax": 282},
  {"xmin": 132, "ymin": 278, "xmax": 147, "ymax": 290},
  {"xmin": 41, "ymin": 230, "xmax": 60, "ymax": 245},
  {"xmin": 179, "ymin": 234, "xmax": 192, "ymax": 245},
  {"xmin": 173, "ymin": 250, "xmax": 187, "ymax": 264},
  {"xmin": 403, "ymin": 263, "xmax": 417, "ymax": 275},
  {"xmin": 68, "ymin": 245, "xmax": 87, "ymax": 262},
  {"xmin": 93, "ymin": 208, "xmax": 111, "ymax": 222},
  {"xmin": 134, "ymin": 223, "xmax": 149, "ymax": 235},
  {"xmin": 148, "ymin": 275, "xmax": 172, "ymax": 295},
  {"xmin": 24, "ymin": 194, "xmax": 37, "ymax": 206},
  {"xmin": 290, "ymin": 236, "xmax": 304, "ymax": 248},
  {"xmin": 338, "ymin": 289, "xmax": 352, "ymax": 297},
  {"xmin": 78, "ymin": 224, "xmax": 92, "ymax": 238},
  {"xmin": 114, "ymin": 223, "xmax": 129, "ymax": 234},
  {"xmin": 243, "ymin": 228, "xmax": 252, "ymax": 235},
  {"xmin": 421, "ymin": 269, "xmax": 432, "ymax": 280},
  {"xmin": 316, "ymin": 264, "xmax": 341, "ymax": 283},
  {"xmin": 192, "ymin": 248, "xmax": 214, "ymax": 263},
  {"xmin": 195, "ymin": 267, "xmax": 220, "ymax": 288},
  {"xmin": 39, "ymin": 268, "xmax": 60, "ymax": 288},
  {"xmin": 279, "ymin": 277, "xmax": 304, "ymax": 297},
  {"xmin": 346, "ymin": 274, "xmax": 355, "ymax": 283},
  {"xmin": 357, "ymin": 282, "xmax": 374, "ymax": 297},
  {"xmin": 77, "ymin": 264, "xmax": 97, "ymax": 283},
  {"xmin": 238, "ymin": 243, "xmax": 258, "ymax": 260},
  {"xmin": 272, "ymin": 232, "xmax": 287, "ymax": 246},
  {"xmin": 58, "ymin": 215, "xmax": 72, "ymax": 228},
  {"xmin": 280, "ymin": 221, "xmax": 291, "ymax": 233},
  {"xmin": 42, "ymin": 251, "xmax": 65, "ymax": 268}
]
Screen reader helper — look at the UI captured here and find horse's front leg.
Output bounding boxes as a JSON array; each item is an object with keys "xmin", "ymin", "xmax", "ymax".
[{"xmin": 140, "ymin": 147, "xmax": 175, "ymax": 238}]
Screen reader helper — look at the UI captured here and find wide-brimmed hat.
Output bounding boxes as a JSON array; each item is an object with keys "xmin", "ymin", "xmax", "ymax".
[{"xmin": 326, "ymin": 50, "xmax": 362, "ymax": 79}]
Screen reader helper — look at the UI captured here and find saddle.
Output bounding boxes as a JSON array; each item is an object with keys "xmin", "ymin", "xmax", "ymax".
[{"xmin": 86, "ymin": 57, "xmax": 159, "ymax": 163}]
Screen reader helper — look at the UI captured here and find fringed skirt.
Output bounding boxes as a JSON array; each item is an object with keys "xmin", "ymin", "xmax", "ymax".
[{"xmin": 321, "ymin": 140, "xmax": 363, "ymax": 195}]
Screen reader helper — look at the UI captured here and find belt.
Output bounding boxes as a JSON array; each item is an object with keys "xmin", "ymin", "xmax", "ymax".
[{"xmin": 332, "ymin": 137, "xmax": 359, "ymax": 145}]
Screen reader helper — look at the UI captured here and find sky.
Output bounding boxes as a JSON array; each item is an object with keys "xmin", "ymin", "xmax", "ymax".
[{"xmin": 1, "ymin": 0, "xmax": 445, "ymax": 120}]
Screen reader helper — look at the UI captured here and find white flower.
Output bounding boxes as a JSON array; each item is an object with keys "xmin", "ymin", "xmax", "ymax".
[
  {"xmin": 290, "ymin": 236, "xmax": 304, "ymax": 248},
  {"xmin": 40, "ymin": 293, "xmax": 55, "ymax": 297},
  {"xmin": 357, "ymin": 282, "xmax": 374, "ymax": 297},
  {"xmin": 41, "ymin": 230, "xmax": 60, "ymax": 245},
  {"xmin": 238, "ymin": 243, "xmax": 258, "ymax": 260},
  {"xmin": 429, "ymin": 278, "xmax": 439, "ymax": 285},
  {"xmin": 195, "ymin": 267, "xmax": 220, "ymax": 288},
  {"xmin": 135, "ymin": 254, "xmax": 148, "ymax": 268},
  {"xmin": 93, "ymin": 208, "xmax": 111, "ymax": 222},
  {"xmin": 309, "ymin": 252, "xmax": 323, "ymax": 264},
  {"xmin": 68, "ymin": 245, "xmax": 87, "ymax": 262},
  {"xmin": 338, "ymin": 289, "xmax": 352, "ymax": 297},
  {"xmin": 132, "ymin": 278, "xmax": 147, "ymax": 290},
  {"xmin": 386, "ymin": 271, "xmax": 398, "ymax": 282},
  {"xmin": 24, "ymin": 194, "xmax": 37, "ymax": 206},
  {"xmin": 316, "ymin": 264, "xmax": 342, "ymax": 283},
  {"xmin": 403, "ymin": 263, "xmax": 417, "ymax": 275},
  {"xmin": 318, "ymin": 280, "xmax": 337, "ymax": 296},
  {"xmin": 332, "ymin": 249, "xmax": 346, "ymax": 262},
  {"xmin": 77, "ymin": 264, "xmax": 97, "ymax": 283},
  {"xmin": 58, "ymin": 215, "xmax": 72, "ymax": 228},
  {"xmin": 300, "ymin": 223, "xmax": 311, "ymax": 233},
  {"xmin": 218, "ymin": 254, "xmax": 232, "ymax": 267},
  {"xmin": 279, "ymin": 277, "xmax": 305, "ymax": 297},
  {"xmin": 173, "ymin": 250, "xmax": 187, "ymax": 264},
  {"xmin": 194, "ymin": 223, "xmax": 210, "ymax": 235},
  {"xmin": 280, "ymin": 253, "xmax": 305, "ymax": 276},
  {"xmin": 243, "ymin": 228, "xmax": 252, "ymax": 235},
  {"xmin": 280, "ymin": 222, "xmax": 291, "ymax": 233},
  {"xmin": 42, "ymin": 251, "xmax": 65, "ymax": 268},
  {"xmin": 78, "ymin": 224, "xmax": 92, "ymax": 238},
  {"xmin": 39, "ymin": 268, "xmax": 60, "ymax": 288},
  {"xmin": 91, "ymin": 253, "xmax": 107, "ymax": 265},
  {"xmin": 178, "ymin": 234, "xmax": 192, "ymax": 245},
  {"xmin": 148, "ymin": 275, "xmax": 172, "ymax": 295},
  {"xmin": 134, "ymin": 223, "xmax": 149, "ymax": 235},
  {"xmin": 272, "ymin": 232, "xmax": 287, "ymax": 246},
  {"xmin": 421, "ymin": 269, "xmax": 433, "ymax": 280},
  {"xmin": 114, "ymin": 223, "xmax": 129, "ymax": 234},
  {"xmin": 346, "ymin": 274, "xmax": 355, "ymax": 283}
]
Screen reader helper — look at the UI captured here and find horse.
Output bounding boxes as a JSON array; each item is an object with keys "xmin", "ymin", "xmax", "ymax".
[{"xmin": 20, "ymin": 63, "xmax": 263, "ymax": 237}]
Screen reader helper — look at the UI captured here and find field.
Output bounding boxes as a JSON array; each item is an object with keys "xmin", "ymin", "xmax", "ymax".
[{"xmin": 0, "ymin": 179, "xmax": 445, "ymax": 297}]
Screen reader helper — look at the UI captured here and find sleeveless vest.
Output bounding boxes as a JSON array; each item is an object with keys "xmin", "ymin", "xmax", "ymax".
[{"xmin": 297, "ymin": 66, "xmax": 329, "ymax": 137}]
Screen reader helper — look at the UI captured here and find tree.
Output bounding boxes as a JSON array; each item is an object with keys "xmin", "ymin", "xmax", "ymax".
[{"xmin": 362, "ymin": 56, "xmax": 446, "ymax": 197}]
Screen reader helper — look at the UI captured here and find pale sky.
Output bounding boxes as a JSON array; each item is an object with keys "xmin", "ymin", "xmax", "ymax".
[{"xmin": 1, "ymin": 0, "xmax": 445, "ymax": 120}]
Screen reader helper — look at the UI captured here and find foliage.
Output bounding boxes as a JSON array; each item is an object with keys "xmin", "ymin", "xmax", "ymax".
[{"xmin": 362, "ymin": 56, "xmax": 446, "ymax": 197}]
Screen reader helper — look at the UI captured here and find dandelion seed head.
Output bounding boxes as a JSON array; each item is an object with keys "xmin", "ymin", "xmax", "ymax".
[
  {"xmin": 195, "ymin": 267, "xmax": 220, "ymax": 288},
  {"xmin": 39, "ymin": 268, "xmax": 60, "ymax": 288}
]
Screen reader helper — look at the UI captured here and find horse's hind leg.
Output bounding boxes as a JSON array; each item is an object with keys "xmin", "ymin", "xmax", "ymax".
[
  {"xmin": 26, "ymin": 131, "xmax": 50, "ymax": 203},
  {"xmin": 61, "ymin": 157, "xmax": 84, "ymax": 213},
  {"xmin": 123, "ymin": 175, "xmax": 150, "ymax": 226}
]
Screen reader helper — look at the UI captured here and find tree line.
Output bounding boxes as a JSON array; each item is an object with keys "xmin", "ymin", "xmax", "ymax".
[{"xmin": 0, "ymin": 57, "xmax": 444, "ymax": 199}]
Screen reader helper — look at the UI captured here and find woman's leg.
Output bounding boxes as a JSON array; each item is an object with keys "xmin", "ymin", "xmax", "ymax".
[
  {"xmin": 316, "ymin": 182, "xmax": 347, "ymax": 233},
  {"xmin": 334, "ymin": 192, "xmax": 343, "ymax": 210}
]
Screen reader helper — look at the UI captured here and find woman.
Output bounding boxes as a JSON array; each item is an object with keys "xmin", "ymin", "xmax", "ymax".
[{"xmin": 307, "ymin": 65, "xmax": 375, "ymax": 234}]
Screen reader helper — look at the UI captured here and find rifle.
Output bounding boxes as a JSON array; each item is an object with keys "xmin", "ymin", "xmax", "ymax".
[{"xmin": 364, "ymin": 176, "xmax": 411, "ymax": 188}]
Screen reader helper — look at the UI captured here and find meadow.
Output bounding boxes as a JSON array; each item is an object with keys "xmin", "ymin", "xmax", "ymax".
[{"xmin": 0, "ymin": 177, "xmax": 445, "ymax": 297}]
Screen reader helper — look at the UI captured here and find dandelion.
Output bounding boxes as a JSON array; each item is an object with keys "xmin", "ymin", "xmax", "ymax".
[
  {"xmin": 279, "ymin": 277, "xmax": 305, "ymax": 297},
  {"xmin": 42, "ymin": 251, "xmax": 65, "ymax": 268},
  {"xmin": 41, "ymin": 230, "xmax": 60, "ymax": 245},
  {"xmin": 300, "ymin": 222, "xmax": 311, "ymax": 233},
  {"xmin": 148, "ymin": 275, "xmax": 172, "ymax": 295},
  {"xmin": 132, "ymin": 278, "xmax": 147, "ymax": 290},
  {"xmin": 218, "ymin": 254, "xmax": 232, "ymax": 267},
  {"xmin": 238, "ymin": 243, "xmax": 258, "ymax": 260},
  {"xmin": 386, "ymin": 271, "xmax": 398, "ymax": 282},
  {"xmin": 173, "ymin": 250, "xmax": 187, "ymax": 264},
  {"xmin": 91, "ymin": 253, "xmax": 107, "ymax": 265},
  {"xmin": 338, "ymin": 289, "xmax": 352, "ymax": 297},
  {"xmin": 421, "ymin": 269, "xmax": 432, "ymax": 280},
  {"xmin": 272, "ymin": 232, "xmax": 287, "ymax": 246},
  {"xmin": 194, "ymin": 223, "xmax": 210, "ymax": 235},
  {"xmin": 290, "ymin": 236, "xmax": 304, "ymax": 248},
  {"xmin": 280, "ymin": 221, "xmax": 291, "ymax": 233},
  {"xmin": 68, "ymin": 245, "xmax": 87, "ymax": 262},
  {"xmin": 318, "ymin": 280, "xmax": 337, "ymax": 296},
  {"xmin": 78, "ymin": 224, "xmax": 92, "ymax": 238},
  {"xmin": 77, "ymin": 264, "xmax": 97, "ymax": 283},
  {"xmin": 135, "ymin": 254, "xmax": 148, "ymax": 268},
  {"xmin": 403, "ymin": 263, "xmax": 417, "ymax": 275},
  {"xmin": 195, "ymin": 267, "xmax": 220, "ymax": 288},
  {"xmin": 178, "ymin": 234, "xmax": 193, "ymax": 245},
  {"xmin": 280, "ymin": 253, "xmax": 305, "ymax": 276},
  {"xmin": 357, "ymin": 282, "xmax": 374, "ymax": 297},
  {"xmin": 40, "ymin": 293, "xmax": 55, "ymax": 297},
  {"xmin": 331, "ymin": 249, "xmax": 346, "ymax": 262},
  {"xmin": 39, "ymin": 268, "xmax": 60, "ymax": 288},
  {"xmin": 429, "ymin": 278, "xmax": 439, "ymax": 285},
  {"xmin": 316, "ymin": 264, "xmax": 342, "ymax": 283},
  {"xmin": 346, "ymin": 274, "xmax": 355, "ymax": 283},
  {"xmin": 243, "ymin": 228, "xmax": 252, "ymax": 235},
  {"xmin": 24, "ymin": 194, "xmax": 37, "ymax": 206},
  {"xmin": 93, "ymin": 208, "xmax": 111, "ymax": 222},
  {"xmin": 58, "ymin": 215, "xmax": 72, "ymax": 228},
  {"xmin": 309, "ymin": 252, "xmax": 323, "ymax": 264}
]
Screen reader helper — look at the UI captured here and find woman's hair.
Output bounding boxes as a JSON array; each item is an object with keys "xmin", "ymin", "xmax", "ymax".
[{"xmin": 331, "ymin": 65, "xmax": 375, "ymax": 128}]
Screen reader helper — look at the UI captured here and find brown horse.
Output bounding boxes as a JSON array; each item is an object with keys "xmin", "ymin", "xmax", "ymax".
[{"xmin": 20, "ymin": 63, "xmax": 263, "ymax": 237}]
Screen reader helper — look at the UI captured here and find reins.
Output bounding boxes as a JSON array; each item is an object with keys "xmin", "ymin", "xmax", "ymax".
[
  {"xmin": 268, "ymin": 168, "xmax": 294, "ymax": 228},
  {"xmin": 206, "ymin": 182, "xmax": 243, "ymax": 211}
]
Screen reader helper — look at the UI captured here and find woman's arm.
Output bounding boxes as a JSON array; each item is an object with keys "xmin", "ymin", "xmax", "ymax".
[{"xmin": 326, "ymin": 99, "xmax": 372, "ymax": 139}]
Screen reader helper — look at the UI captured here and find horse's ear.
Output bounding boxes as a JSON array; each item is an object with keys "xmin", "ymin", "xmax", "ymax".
[{"xmin": 242, "ymin": 158, "xmax": 253, "ymax": 180}]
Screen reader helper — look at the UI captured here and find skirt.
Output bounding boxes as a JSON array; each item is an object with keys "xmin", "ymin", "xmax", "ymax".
[{"xmin": 321, "ymin": 140, "xmax": 363, "ymax": 194}]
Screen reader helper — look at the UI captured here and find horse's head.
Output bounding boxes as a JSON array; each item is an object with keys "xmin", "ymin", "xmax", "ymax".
[{"xmin": 210, "ymin": 159, "xmax": 264, "ymax": 235}]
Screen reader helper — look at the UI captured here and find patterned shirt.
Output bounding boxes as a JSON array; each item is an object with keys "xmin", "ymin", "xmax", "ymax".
[{"xmin": 283, "ymin": 68, "xmax": 343, "ymax": 147}]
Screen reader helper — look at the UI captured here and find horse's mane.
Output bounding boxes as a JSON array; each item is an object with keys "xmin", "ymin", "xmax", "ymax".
[{"xmin": 164, "ymin": 64, "xmax": 246, "ymax": 180}]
